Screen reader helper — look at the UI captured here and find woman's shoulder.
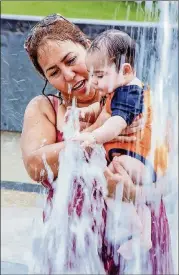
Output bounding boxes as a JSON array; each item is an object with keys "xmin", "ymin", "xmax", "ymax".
[
  {"xmin": 26, "ymin": 95, "xmax": 51, "ymax": 108},
  {"xmin": 24, "ymin": 95, "xmax": 56, "ymax": 123}
]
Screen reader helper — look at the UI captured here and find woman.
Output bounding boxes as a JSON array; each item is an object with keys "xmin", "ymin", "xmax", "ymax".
[{"xmin": 21, "ymin": 14, "xmax": 173, "ymax": 274}]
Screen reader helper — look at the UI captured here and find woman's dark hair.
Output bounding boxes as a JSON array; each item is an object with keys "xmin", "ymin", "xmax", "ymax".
[
  {"xmin": 24, "ymin": 14, "xmax": 89, "ymax": 100},
  {"xmin": 88, "ymin": 29, "xmax": 136, "ymax": 72}
]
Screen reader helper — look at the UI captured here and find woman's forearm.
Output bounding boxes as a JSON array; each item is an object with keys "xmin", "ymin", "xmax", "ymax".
[{"xmin": 23, "ymin": 141, "xmax": 65, "ymax": 182}]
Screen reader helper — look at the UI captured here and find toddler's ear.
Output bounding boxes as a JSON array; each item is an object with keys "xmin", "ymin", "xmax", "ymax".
[
  {"xmin": 86, "ymin": 39, "xmax": 91, "ymax": 49},
  {"xmin": 122, "ymin": 63, "xmax": 132, "ymax": 75}
]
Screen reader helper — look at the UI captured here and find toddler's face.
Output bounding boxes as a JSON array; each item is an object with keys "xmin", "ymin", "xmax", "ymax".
[{"xmin": 86, "ymin": 51, "xmax": 120, "ymax": 96}]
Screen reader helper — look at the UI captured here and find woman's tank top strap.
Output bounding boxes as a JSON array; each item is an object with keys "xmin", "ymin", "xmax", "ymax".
[
  {"xmin": 49, "ymin": 96, "xmax": 64, "ymax": 142},
  {"xmin": 52, "ymin": 96, "xmax": 59, "ymax": 115}
]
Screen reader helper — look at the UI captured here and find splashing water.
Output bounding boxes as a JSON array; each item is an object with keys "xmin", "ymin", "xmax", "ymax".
[
  {"xmin": 134, "ymin": 1, "xmax": 178, "ymax": 274},
  {"xmin": 31, "ymin": 98, "xmax": 108, "ymax": 274},
  {"xmin": 30, "ymin": 2, "xmax": 178, "ymax": 274}
]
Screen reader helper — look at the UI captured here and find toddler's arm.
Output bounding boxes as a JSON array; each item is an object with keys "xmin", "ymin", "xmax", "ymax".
[
  {"xmin": 92, "ymin": 116, "xmax": 127, "ymax": 144},
  {"xmin": 82, "ymin": 107, "xmax": 110, "ymax": 133},
  {"xmin": 87, "ymin": 85, "xmax": 144, "ymax": 143},
  {"xmin": 73, "ymin": 116, "xmax": 127, "ymax": 147},
  {"xmin": 74, "ymin": 85, "xmax": 143, "ymax": 146}
]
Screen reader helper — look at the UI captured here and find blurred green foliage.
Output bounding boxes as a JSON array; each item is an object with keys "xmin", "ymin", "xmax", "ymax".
[{"xmin": 1, "ymin": 1, "xmax": 158, "ymax": 21}]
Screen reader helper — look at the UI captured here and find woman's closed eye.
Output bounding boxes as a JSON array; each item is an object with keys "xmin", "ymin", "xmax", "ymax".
[
  {"xmin": 66, "ymin": 56, "xmax": 77, "ymax": 66},
  {"xmin": 50, "ymin": 69, "xmax": 60, "ymax": 77}
]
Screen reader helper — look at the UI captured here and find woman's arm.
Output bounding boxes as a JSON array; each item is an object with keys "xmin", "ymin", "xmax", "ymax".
[
  {"xmin": 65, "ymin": 102, "xmax": 101, "ymax": 126},
  {"xmin": 20, "ymin": 96, "xmax": 65, "ymax": 182},
  {"xmin": 82, "ymin": 107, "xmax": 111, "ymax": 133}
]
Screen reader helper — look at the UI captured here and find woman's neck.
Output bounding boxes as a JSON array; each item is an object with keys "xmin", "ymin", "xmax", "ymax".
[{"xmin": 63, "ymin": 89, "xmax": 100, "ymax": 108}]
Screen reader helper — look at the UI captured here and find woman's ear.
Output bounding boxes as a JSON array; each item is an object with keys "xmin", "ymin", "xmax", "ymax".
[{"xmin": 122, "ymin": 63, "xmax": 132, "ymax": 75}]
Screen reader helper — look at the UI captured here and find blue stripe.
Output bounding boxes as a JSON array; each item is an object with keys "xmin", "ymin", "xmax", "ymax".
[{"xmin": 1, "ymin": 181, "xmax": 46, "ymax": 194}]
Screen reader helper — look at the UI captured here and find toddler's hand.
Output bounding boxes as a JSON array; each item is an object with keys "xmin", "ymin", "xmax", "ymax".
[{"xmin": 72, "ymin": 132, "xmax": 96, "ymax": 148}]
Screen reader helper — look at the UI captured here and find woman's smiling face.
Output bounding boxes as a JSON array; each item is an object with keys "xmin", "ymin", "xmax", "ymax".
[{"xmin": 37, "ymin": 39, "xmax": 97, "ymax": 104}]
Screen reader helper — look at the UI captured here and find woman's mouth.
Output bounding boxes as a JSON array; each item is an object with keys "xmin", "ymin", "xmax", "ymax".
[{"xmin": 72, "ymin": 80, "xmax": 86, "ymax": 92}]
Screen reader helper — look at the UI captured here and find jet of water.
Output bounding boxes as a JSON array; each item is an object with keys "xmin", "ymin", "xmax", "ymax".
[{"xmin": 31, "ymin": 98, "xmax": 108, "ymax": 274}]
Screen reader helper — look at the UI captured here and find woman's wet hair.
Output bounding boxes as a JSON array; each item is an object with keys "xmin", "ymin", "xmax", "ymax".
[
  {"xmin": 24, "ymin": 14, "xmax": 89, "ymax": 100},
  {"xmin": 87, "ymin": 29, "xmax": 136, "ymax": 72},
  {"xmin": 24, "ymin": 14, "xmax": 89, "ymax": 77}
]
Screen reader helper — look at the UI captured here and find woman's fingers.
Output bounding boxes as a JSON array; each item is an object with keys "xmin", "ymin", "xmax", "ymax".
[
  {"xmin": 107, "ymin": 174, "xmax": 122, "ymax": 198},
  {"xmin": 104, "ymin": 167, "xmax": 114, "ymax": 179},
  {"xmin": 121, "ymin": 125, "xmax": 142, "ymax": 135},
  {"xmin": 112, "ymin": 157, "xmax": 129, "ymax": 175},
  {"xmin": 120, "ymin": 117, "xmax": 145, "ymax": 135},
  {"xmin": 112, "ymin": 135, "xmax": 136, "ymax": 143}
]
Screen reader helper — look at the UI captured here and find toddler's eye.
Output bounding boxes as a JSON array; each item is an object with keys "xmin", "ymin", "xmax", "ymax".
[{"xmin": 97, "ymin": 75, "xmax": 104, "ymax": 79}]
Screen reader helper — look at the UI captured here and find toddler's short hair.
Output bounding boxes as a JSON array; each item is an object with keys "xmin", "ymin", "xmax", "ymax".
[{"xmin": 88, "ymin": 29, "xmax": 136, "ymax": 71}]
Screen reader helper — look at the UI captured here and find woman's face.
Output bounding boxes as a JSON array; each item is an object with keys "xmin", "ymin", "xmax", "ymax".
[{"xmin": 38, "ymin": 39, "xmax": 97, "ymax": 104}]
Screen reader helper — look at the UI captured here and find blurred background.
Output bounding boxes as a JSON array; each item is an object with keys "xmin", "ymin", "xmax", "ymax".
[{"xmin": 1, "ymin": 1, "xmax": 157, "ymax": 21}]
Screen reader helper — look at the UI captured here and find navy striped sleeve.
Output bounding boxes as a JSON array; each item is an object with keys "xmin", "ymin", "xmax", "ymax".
[{"xmin": 111, "ymin": 85, "xmax": 144, "ymax": 126}]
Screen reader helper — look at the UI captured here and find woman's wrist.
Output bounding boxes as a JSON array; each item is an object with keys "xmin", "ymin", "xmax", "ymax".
[{"xmin": 129, "ymin": 184, "xmax": 137, "ymax": 203}]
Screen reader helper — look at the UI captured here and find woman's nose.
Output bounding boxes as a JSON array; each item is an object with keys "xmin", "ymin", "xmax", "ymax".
[{"xmin": 63, "ymin": 68, "xmax": 75, "ymax": 82}]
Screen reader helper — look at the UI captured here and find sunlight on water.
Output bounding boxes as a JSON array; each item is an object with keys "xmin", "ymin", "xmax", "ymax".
[{"xmin": 30, "ymin": 2, "xmax": 178, "ymax": 274}]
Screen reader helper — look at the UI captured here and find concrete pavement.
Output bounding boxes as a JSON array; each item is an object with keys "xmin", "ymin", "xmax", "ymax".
[{"xmin": 1, "ymin": 190, "xmax": 44, "ymax": 274}]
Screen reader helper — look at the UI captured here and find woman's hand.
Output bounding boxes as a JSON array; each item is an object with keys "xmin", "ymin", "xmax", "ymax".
[
  {"xmin": 64, "ymin": 106, "xmax": 91, "ymax": 122},
  {"xmin": 64, "ymin": 106, "xmax": 96, "ymax": 132},
  {"xmin": 104, "ymin": 159, "xmax": 136, "ymax": 202},
  {"xmin": 120, "ymin": 116, "xmax": 145, "ymax": 135},
  {"xmin": 111, "ymin": 135, "xmax": 137, "ymax": 143}
]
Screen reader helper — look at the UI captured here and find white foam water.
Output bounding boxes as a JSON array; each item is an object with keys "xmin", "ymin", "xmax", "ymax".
[{"xmin": 30, "ymin": 99, "xmax": 108, "ymax": 274}]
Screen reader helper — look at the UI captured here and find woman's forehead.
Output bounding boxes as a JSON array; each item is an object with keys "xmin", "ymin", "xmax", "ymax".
[
  {"xmin": 37, "ymin": 40, "xmax": 83, "ymax": 68},
  {"xmin": 38, "ymin": 39, "xmax": 79, "ymax": 55}
]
